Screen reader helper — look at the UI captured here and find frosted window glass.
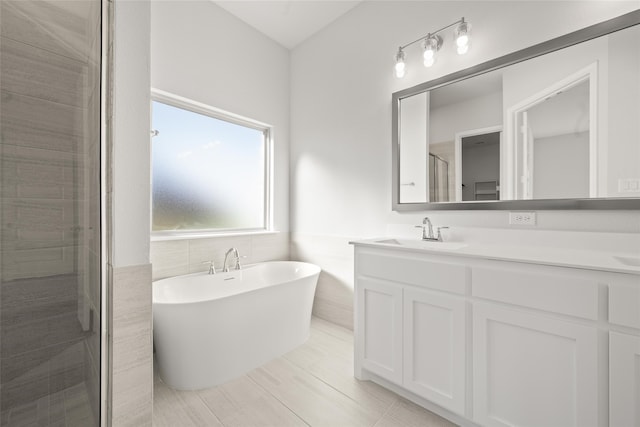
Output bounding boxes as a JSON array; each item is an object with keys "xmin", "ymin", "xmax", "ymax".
[{"xmin": 151, "ymin": 101, "xmax": 267, "ymax": 232}]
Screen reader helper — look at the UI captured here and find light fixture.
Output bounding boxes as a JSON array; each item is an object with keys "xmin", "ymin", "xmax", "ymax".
[
  {"xmin": 455, "ymin": 18, "xmax": 470, "ymax": 55},
  {"xmin": 394, "ymin": 17, "xmax": 471, "ymax": 78},
  {"xmin": 395, "ymin": 48, "xmax": 406, "ymax": 78},
  {"xmin": 422, "ymin": 34, "xmax": 442, "ymax": 67}
]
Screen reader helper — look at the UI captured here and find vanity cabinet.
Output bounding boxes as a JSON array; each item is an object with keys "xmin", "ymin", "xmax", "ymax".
[
  {"xmin": 609, "ymin": 332, "xmax": 640, "ymax": 427},
  {"xmin": 403, "ymin": 287, "xmax": 466, "ymax": 414},
  {"xmin": 355, "ymin": 249, "xmax": 468, "ymax": 415},
  {"xmin": 356, "ymin": 277, "xmax": 403, "ymax": 384},
  {"xmin": 473, "ymin": 302, "xmax": 598, "ymax": 427},
  {"xmin": 472, "ymin": 261, "xmax": 600, "ymax": 426},
  {"xmin": 353, "ymin": 243, "xmax": 640, "ymax": 427},
  {"xmin": 608, "ymin": 274, "xmax": 640, "ymax": 427}
]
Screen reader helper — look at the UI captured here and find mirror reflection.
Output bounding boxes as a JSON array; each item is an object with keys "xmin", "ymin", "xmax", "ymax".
[{"xmin": 396, "ymin": 21, "xmax": 640, "ymax": 204}]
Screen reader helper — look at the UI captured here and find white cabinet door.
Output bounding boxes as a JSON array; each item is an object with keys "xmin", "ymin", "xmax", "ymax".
[
  {"xmin": 610, "ymin": 331, "xmax": 640, "ymax": 427},
  {"xmin": 473, "ymin": 303, "xmax": 598, "ymax": 427},
  {"xmin": 356, "ymin": 277, "xmax": 403, "ymax": 384},
  {"xmin": 403, "ymin": 288, "xmax": 466, "ymax": 415}
]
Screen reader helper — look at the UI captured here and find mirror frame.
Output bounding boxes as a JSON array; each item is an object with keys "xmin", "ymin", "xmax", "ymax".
[{"xmin": 392, "ymin": 9, "xmax": 640, "ymax": 211}]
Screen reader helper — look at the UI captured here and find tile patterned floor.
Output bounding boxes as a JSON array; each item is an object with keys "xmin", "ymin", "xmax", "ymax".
[{"xmin": 154, "ymin": 317, "xmax": 456, "ymax": 427}]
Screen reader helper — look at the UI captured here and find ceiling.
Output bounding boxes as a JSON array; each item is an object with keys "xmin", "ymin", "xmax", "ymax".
[{"xmin": 214, "ymin": 1, "xmax": 362, "ymax": 49}]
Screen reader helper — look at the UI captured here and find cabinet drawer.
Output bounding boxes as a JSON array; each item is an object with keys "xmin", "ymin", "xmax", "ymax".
[
  {"xmin": 357, "ymin": 252, "xmax": 467, "ymax": 294},
  {"xmin": 609, "ymin": 274, "xmax": 640, "ymax": 329},
  {"xmin": 472, "ymin": 264, "xmax": 598, "ymax": 319}
]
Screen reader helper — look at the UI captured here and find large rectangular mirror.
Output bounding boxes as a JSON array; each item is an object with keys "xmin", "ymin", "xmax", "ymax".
[{"xmin": 392, "ymin": 9, "xmax": 640, "ymax": 210}]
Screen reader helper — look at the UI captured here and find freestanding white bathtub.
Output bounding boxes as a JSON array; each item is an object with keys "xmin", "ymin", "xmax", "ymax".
[{"xmin": 152, "ymin": 261, "xmax": 321, "ymax": 390}]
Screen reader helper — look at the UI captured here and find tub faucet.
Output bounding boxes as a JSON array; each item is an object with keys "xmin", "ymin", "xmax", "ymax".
[{"xmin": 223, "ymin": 248, "xmax": 242, "ymax": 272}]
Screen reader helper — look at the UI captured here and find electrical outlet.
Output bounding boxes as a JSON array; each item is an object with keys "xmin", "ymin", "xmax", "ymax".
[
  {"xmin": 509, "ymin": 211, "xmax": 536, "ymax": 226},
  {"xmin": 618, "ymin": 178, "xmax": 640, "ymax": 193}
]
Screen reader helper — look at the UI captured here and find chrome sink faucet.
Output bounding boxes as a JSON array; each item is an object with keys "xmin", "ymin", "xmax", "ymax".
[
  {"xmin": 415, "ymin": 217, "xmax": 449, "ymax": 242},
  {"xmin": 223, "ymin": 247, "xmax": 242, "ymax": 272}
]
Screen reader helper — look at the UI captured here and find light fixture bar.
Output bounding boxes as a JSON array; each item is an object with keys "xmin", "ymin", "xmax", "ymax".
[
  {"xmin": 399, "ymin": 18, "xmax": 465, "ymax": 51},
  {"xmin": 394, "ymin": 17, "xmax": 470, "ymax": 78}
]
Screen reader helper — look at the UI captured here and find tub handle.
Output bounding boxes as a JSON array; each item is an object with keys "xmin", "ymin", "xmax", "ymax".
[{"xmin": 202, "ymin": 260, "xmax": 216, "ymax": 275}]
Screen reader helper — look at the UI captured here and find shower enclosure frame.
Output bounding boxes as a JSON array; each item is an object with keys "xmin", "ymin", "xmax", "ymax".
[{"xmin": 100, "ymin": 0, "xmax": 114, "ymax": 425}]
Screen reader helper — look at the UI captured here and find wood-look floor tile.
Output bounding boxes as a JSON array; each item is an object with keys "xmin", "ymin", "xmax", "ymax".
[
  {"xmin": 310, "ymin": 317, "xmax": 354, "ymax": 344},
  {"xmin": 373, "ymin": 398, "xmax": 457, "ymax": 427},
  {"xmin": 248, "ymin": 358, "xmax": 379, "ymax": 427},
  {"xmin": 197, "ymin": 375, "xmax": 307, "ymax": 427},
  {"xmin": 153, "ymin": 318, "xmax": 458, "ymax": 427},
  {"xmin": 305, "ymin": 353, "xmax": 397, "ymax": 417},
  {"xmin": 284, "ymin": 324, "xmax": 398, "ymax": 423},
  {"xmin": 153, "ymin": 379, "xmax": 222, "ymax": 427},
  {"xmin": 283, "ymin": 324, "xmax": 353, "ymax": 374}
]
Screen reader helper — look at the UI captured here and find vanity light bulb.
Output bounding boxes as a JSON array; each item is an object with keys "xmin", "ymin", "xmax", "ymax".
[
  {"xmin": 422, "ymin": 36, "xmax": 439, "ymax": 68},
  {"xmin": 456, "ymin": 34, "xmax": 469, "ymax": 48},
  {"xmin": 395, "ymin": 49, "xmax": 406, "ymax": 78},
  {"xmin": 454, "ymin": 19, "xmax": 470, "ymax": 55},
  {"xmin": 395, "ymin": 61, "xmax": 406, "ymax": 78},
  {"xmin": 423, "ymin": 48, "xmax": 435, "ymax": 67},
  {"xmin": 423, "ymin": 48, "xmax": 435, "ymax": 60},
  {"xmin": 423, "ymin": 56, "xmax": 435, "ymax": 67}
]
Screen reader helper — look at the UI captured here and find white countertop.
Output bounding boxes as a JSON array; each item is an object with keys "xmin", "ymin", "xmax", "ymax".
[{"xmin": 350, "ymin": 237, "xmax": 640, "ymax": 275}]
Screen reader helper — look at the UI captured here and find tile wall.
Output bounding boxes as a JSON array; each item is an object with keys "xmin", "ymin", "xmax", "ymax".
[
  {"xmin": 290, "ymin": 233, "xmax": 355, "ymax": 330},
  {"xmin": 150, "ymin": 232, "xmax": 289, "ymax": 280},
  {"xmin": 111, "ymin": 264, "xmax": 153, "ymax": 427},
  {"xmin": 0, "ymin": 0, "xmax": 102, "ymax": 422}
]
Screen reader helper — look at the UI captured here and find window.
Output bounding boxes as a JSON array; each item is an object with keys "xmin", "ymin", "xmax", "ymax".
[{"xmin": 151, "ymin": 92, "xmax": 271, "ymax": 235}]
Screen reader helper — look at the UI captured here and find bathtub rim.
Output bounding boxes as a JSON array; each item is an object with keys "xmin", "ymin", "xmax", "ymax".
[{"xmin": 152, "ymin": 260, "xmax": 321, "ymax": 306}]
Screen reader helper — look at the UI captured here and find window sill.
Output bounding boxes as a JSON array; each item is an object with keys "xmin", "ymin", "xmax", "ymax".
[{"xmin": 150, "ymin": 230, "xmax": 281, "ymax": 242}]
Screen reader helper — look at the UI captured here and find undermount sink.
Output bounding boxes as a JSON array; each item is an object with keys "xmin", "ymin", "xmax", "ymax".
[
  {"xmin": 374, "ymin": 238, "xmax": 468, "ymax": 251},
  {"xmin": 613, "ymin": 255, "xmax": 640, "ymax": 267}
]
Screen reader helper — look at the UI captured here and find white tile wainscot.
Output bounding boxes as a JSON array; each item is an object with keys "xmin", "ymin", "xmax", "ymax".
[
  {"xmin": 150, "ymin": 232, "xmax": 289, "ymax": 281},
  {"xmin": 112, "ymin": 263, "xmax": 153, "ymax": 426},
  {"xmin": 351, "ymin": 240, "xmax": 640, "ymax": 427}
]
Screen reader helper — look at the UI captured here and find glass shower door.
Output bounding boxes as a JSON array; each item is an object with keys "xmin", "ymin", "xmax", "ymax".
[
  {"xmin": 429, "ymin": 153, "xmax": 450, "ymax": 202},
  {"xmin": 0, "ymin": 1, "xmax": 102, "ymax": 425}
]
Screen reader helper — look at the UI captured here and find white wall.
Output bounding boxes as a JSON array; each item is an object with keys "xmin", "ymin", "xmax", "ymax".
[
  {"xmin": 534, "ymin": 132, "xmax": 590, "ymax": 199},
  {"xmin": 430, "ymin": 91, "xmax": 502, "ymax": 145},
  {"xmin": 112, "ymin": 1, "xmax": 153, "ymax": 424},
  {"xmin": 149, "ymin": 1, "xmax": 291, "ymax": 275},
  {"xmin": 113, "ymin": 0, "xmax": 151, "ymax": 267},
  {"xmin": 608, "ymin": 25, "xmax": 640, "ymax": 197},
  {"xmin": 399, "ymin": 92, "xmax": 428, "ymax": 202},
  {"xmin": 290, "ymin": 1, "xmax": 640, "ymax": 329}
]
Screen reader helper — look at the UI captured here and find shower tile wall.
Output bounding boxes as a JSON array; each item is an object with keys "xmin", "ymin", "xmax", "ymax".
[{"xmin": 1, "ymin": 1, "xmax": 101, "ymax": 424}]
